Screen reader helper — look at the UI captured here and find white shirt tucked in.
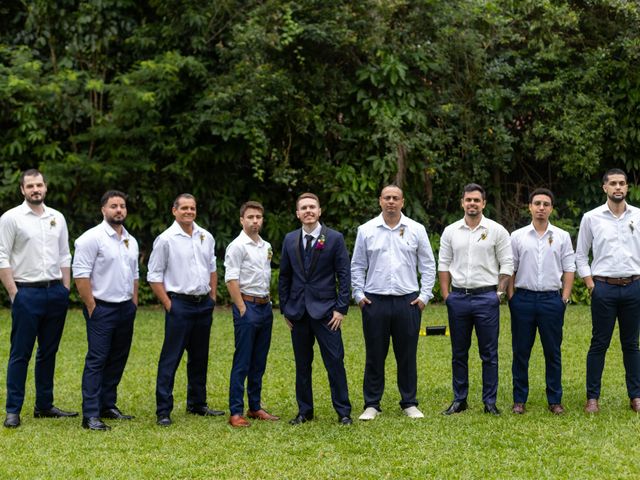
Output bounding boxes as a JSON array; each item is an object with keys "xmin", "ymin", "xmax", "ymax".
[
  {"xmin": 351, "ymin": 213, "xmax": 436, "ymax": 304},
  {"xmin": 511, "ymin": 223, "xmax": 575, "ymax": 291},
  {"xmin": 72, "ymin": 221, "xmax": 139, "ymax": 302},
  {"xmin": 224, "ymin": 230, "xmax": 271, "ymax": 297},
  {"xmin": 147, "ymin": 221, "xmax": 216, "ymax": 295},
  {"xmin": 576, "ymin": 203, "xmax": 640, "ymax": 278},
  {"xmin": 0, "ymin": 201, "xmax": 71, "ymax": 282},
  {"xmin": 438, "ymin": 215, "xmax": 513, "ymax": 288}
]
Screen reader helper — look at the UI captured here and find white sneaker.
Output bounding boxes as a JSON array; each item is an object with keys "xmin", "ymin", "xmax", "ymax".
[
  {"xmin": 403, "ymin": 406, "xmax": 424, "ymax": 419},
  {"xmin": 358, "ymin": 407, "xmax": 380, "ymax": 421}
]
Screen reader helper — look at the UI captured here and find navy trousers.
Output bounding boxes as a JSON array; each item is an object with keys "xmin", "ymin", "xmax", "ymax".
[
  {"xmin": 6, "ymin": 283, "xmax": 69, "ymax": 414},
  {"xmin": 290, "ymin": 312, "xmax": 351, "ymax": 418},
  {"xmin": 229, "ymin": 301, "xmax": 273, "ymax": 416},
  {"xmin": 587, "ymin": 279, "xmax": 640, "ymax": 399},
  {"xmin": 156, "ymin": 296, "xmax": 214, "ymax": 416},
  {"xmin": 81, "ymin": 299, "xmax": 136, "ymax": 417},
  {"xmin": 509, "ymin": 289, "xmax": 564, "ymax": 405},
  {"xmin": 361, "ymin": 293, "xmax": 422, "ymax": 410},
  {"xmin": 446, "ymin": 291, "xmax": 500, "ymax": 404}
]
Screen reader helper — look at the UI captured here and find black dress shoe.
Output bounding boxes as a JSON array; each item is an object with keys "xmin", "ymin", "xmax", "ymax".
[
  {"xmin": 156, "ymin": 415, "xmax": 172, "ymax": 427},
  {"xmin": 34, "ymin": 406, "xmax": 79, "ymax": 418},
  {"xmin": 100, "ymin": 407, "xmax": 134, "ymax": 420},
  {"xmin": 339, "ymin": 416, "xmax": 353, "ymax": 425},
  {"xmin": 82, "ymin": 417, "xmax": 111, "ymax": 431},
  {"xmin": 289, "ymin": 413, "xmax": 313, "ymax": 425},
  {"xmin": 4, "ymin": 413, "xmax": 20, "ymax": 428},
  {"xmin": 484, "ymin": 403, "xmax": 501, "ymax": 415},
  {"xmin": 442, "ymin": 400, "xmax": 468, "ymax": 415},
  {"xmin": 186, "ymin": 406, "xmax": 225, "ymax": 416}
]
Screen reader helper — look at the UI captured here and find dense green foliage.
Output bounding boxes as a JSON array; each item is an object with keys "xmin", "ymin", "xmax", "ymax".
[{"xmin": 1, "ymin": 1, "xmax": 639, "ymax": 304}]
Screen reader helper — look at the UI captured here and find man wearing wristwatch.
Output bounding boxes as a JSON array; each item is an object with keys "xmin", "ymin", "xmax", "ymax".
[
  {"xmin": 438, "ymin": 183, "xmax": 513, "ymax": 416},
  {"xmin": 508, "ymin": 188, "xmax": 575, "ymax": 416}
]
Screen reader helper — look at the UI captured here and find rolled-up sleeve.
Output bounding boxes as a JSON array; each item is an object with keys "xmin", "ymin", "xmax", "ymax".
[
  {"xmin": 147, "ymin": 236, "xmax": 168, "ymax": 283},
  {"xmin": 72, "ymin": 235, "xmax": 98, "ymax": 278},
  {"xmin": 417, "ymin": 227, "xmax": 436, "ymax": 304},
  {"xmin": 0, "ymin": 214, "xmax": 15, "ymax": 269},
  {"xmin": 224, "ymin": 242, "xmax": 242, "ymax": 282},
  {"xmin": 496, "ymin": 227, "xmax": 514, "ymax": 276},
  {"xmin": 575, "ymin": 215, "xmax": 592, "ymax": 278},
  {"xmin": 350, "ymin": 227, "xmax": 368, "ymax": 303}
]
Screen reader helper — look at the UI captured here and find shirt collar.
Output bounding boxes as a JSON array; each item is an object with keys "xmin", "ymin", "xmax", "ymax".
[
  {"xmin": 19, "ymin": 201, "xmax": 53, "ymax": 218},
  {"xmin": 169, "ymin": 220, "xmax": 203, "ymax": 237},
  {"xmin": 301, "ymin": 223, "xmax": 322, "ymax": 239},
  {"xmin": 374, "ymin": 212, "xmax": 407, "ymax": 230},
  {"xmin": 239, "ymin": 229, "xmax": 263, "ymax": 246},
  {"xmin": 100, "ymin": 220, "xmax": 130, "ymax": 239},
  {"xmin": 524, "ymin": 222, "xmax": 554, "ymax": 238},
  {"xmin": 458, "ymin": 214, "xmax": 488, "ymax": 231}
]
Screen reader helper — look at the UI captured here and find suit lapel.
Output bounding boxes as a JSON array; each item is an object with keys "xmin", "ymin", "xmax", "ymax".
[
  {"xmin": 307, "ymin": 225, "xmax": 327, "ymax": 279},
  {"xmin": 293, "ymin": 228, "xmax": 305, "ymax": 273}
]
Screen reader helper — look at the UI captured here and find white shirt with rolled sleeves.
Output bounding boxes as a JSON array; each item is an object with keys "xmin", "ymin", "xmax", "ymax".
[
  {"xmin": 576, "ymin": 203, "xmax": 640, "ymax": 278},
  {"xmin": 0, "ymin": 201, "xmax": 71, "ymax": 282},
  {"xmin": 72, "ymin": 221, "xmax": 139, "ymax": 302},
  {"xmin": 351, "ymin": 213, "xmax": 436, "ymax": 305},
  {"xmin": 438, "ymin": 215, "xmax": 513, "ymax": 288},
  {"xmin": 511, "ymin": 223, "xmax": 575, "ymax": 291},
  {"xmin": 147, "ymin": 221, "xmax": 216, "ymax": 295},
  {"xmin": 224, "ymin": 230, "xmax": 271, "ymax": 297}
]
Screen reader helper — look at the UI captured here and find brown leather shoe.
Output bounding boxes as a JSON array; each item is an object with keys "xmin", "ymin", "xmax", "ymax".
[
  {"xmin": 247, "ymin": 409, "xmax": 280, "ymax": 421},
  {"xmin": 548, "ymin": 404, "xmax": 565, "ymax": 415},
  {"xmin": 511, "ymin": 403, "xmax": 525, "ymax": 414},
  {"xmin": 630, "ymin": 398, "xmax": 640, "ymax": 412},
  {"xmin": 584, "ymin": 398, "xmax": 599, "ymax": 414},
  {"xmin": 229, "ymin": 415, "xmax": 250, "ymax": 427}
]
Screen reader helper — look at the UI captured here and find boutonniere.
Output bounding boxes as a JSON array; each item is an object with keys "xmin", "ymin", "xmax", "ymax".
[
  {"xmin": 399, "ymin": 227, "xmax": 405, "ymax": 238},
  {"xmin": 314, "ymin": 234, "xmax": 326, "ymax": 250},
  {"xmin": 478, "ymin": 231, "xmax": 488, "ymax": 242},
  {"xmin": 200, "ymin": 233, "xmax": 205, "ymax": 244},
  {"xmin": 548, "ymin": 232, "xmax": 554, "ymax": 245},
  {"xmin": 630, "ymin": 221, "xmax": 635, "ymax": 233},
  {"xmin": 123, "ymin": 238, "xmax": 129, "ymax": 249},
  {"xmin": 267, "ymin": 247, "xmax": 273, "ymax": 260},
  {"xmin": 49, "ymin": 218, "xmax": 56, "ymax": 229}
]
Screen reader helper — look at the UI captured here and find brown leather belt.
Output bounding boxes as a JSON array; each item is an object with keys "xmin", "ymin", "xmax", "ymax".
[
  {"xmin": 593, "ymin": 275, "xmax": 640, "ymax": 286},
  {"xmin": 241, "ymin": 294, "xmax": 270, "ymax": 304}
]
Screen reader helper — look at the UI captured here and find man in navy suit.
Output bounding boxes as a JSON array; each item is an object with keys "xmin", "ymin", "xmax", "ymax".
[{"xmin": 278, "ymin": 192, "xmax": 352, "ymax": 425}]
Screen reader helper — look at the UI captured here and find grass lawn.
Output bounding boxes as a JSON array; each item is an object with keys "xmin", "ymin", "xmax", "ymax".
[{"xmin": 0, "ymin": 304, "xmax": 638, "ymax": 479}]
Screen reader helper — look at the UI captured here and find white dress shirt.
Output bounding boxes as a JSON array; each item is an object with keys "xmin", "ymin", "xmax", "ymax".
[
  {"xmin": 147, "ymin": 221, "xmax": 216, "ymax": 295},
  {"xmin": 351, "ymin": 213, "xmax": 436, "ymax": 304},
  {"xmin": 576, "ymin": 203, "xmax": 640, "ymax": 278},
  {"xmin": 224, "ymin": 230, "xmax": 271, "ymax": 297},
  {"xmin": 300, "ymin": 223, "xmax": 322, "ymax": 249},
  {"xmin": 0, "ymin": 201, "xmax": 71, "ymax": 282},
  {"xmin": 511, "ymin": 223, "xmax": 576, "ymax": 291},
  {"xmin": 72, "ymin": 221, "xmax": 139, "ymax": 302},
  {"xmin": 438, "ymin": 215, "xmax": 513, "ymax": 288}
]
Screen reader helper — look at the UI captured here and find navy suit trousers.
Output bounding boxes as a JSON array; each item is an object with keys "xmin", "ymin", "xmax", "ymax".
[
  {"xmin": 6, "ymin": 283, "xmax": 69, "ymax": 414},
  {"xmin": 446, "ymin": 291, "xmax": 500, "ymax": 404},
  {"xmin": 509, "ymin": 289, "xmax": 564, "ymax": 405},
  {"xmin": 290, "ymin": 312, "xmax": 351, "ymax": 418},
  {"xmin": 229, "ymin": 301, "xmax": 273, "ymax": 415},
  {"xmin": 81, "ymin": 299, "xmax": 136, "ymax": 417},
  {"xmin": 156, "ymin": 296, "xmax": 214, "ymax": 416}
]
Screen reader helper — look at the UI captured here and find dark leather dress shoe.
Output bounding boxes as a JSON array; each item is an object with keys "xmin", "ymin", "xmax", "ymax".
[
  {"xmin": 339, "ymin": 416, "xmax": 353, "ymax": 425},
  {"xmin": 548, "ymin": 403, "xmax": 565, "ymax": 415},
  {"xmin": 186, "ymin": 406, "xmax": 225, "ymax": 416},
  {"xmin": 156, "ymin": 415, "xmax": 172, "ymax": 427},
  {"xmin": 82, "ymin": 417, "xmax": 111, "ymax": 431},
  {"xmin": 34, "ymin": 406, "xmax": 79, "ymax": 418},
  {"xmin": 442, "ymin": 400, "xmax": 468, "ymax": 415},
  {"xmin": 512, "ymin": 402, "xmax": 525, "ymax": 414},
  {"xmin": 247, "ymin": 409, "xmax": 280, "ymax": 421},
  {"xmin": 630, "ymin": 398, "xmax": 640, "ymax": 412},
  {"xmin": 100, "ymin": 407, "xmax": 134, "ymax": 420},
  {"xmin": 4, "ymin": 413, "xmax": 20, "ymax": 428},
  {"xmin": 484, "ymin": 403, "xmax": 501, "ymax": 415},
  {"xmin": 289, "ymin": 413, "xmax": 313, "ymax": 425}
]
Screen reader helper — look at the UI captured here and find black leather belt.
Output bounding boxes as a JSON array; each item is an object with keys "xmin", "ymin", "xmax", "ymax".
[
  {"xmin": 15, "ymin": 280, "xmax": 62, "ymax": 288},
  {"xmin": 241, "ymin": 294, "xmax": 270, "ymax": 304},
  {"xmin": 168, "ymin": 292, "xmax": 210, "ymax": 303},
  {"xmin": 593, "ymin": 275, "xmax": 640, "ymax": 286},
  {"xmin": 451, "ymin": 286, "xmax": 497, "ymax": 295}
]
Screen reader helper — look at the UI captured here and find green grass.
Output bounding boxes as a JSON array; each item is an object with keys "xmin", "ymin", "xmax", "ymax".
[{"xmin": 0, "ymin": 305, "xmax": 639, "ymax": 479}]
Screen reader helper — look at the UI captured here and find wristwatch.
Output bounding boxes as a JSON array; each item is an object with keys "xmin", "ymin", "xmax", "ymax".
[{"xmin": 497, "ymin": 291, "xmax": 505, "ymax": 299}]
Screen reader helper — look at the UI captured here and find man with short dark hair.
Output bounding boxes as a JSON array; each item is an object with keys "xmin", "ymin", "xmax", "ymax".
[
  {"xmin": 0, "ymin": 169, "xmax": 78, "ymax": 428},
  {"xmin": 508, "ymin": 188, "xmax": 575, "ymax": 415},
  {"xmin": 148, "ymin": 193, "xmax": 224, "ymax": 426},
  {"xmin": 576, "ymin": 168, "xmax": 640, "ymax": 413},
  {"xmin": 278, "ymin": 193, "xmax": 352, "ymax": 425},
  {"xmin": 73, "ymin": 190, "xmax": 139, "ymax": 430},
  {"xmin": 225, "ymin": 201, "xmax": 279, "ymax": 427},
  {"xmin": 439, "ymin": 183, "xmax": 513, "ymax": 416}
]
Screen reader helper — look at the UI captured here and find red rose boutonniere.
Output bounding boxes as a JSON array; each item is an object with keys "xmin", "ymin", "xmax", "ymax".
[{"xmin": 315, "ymin": 234, "xmax": 326, "ymax": 250}]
